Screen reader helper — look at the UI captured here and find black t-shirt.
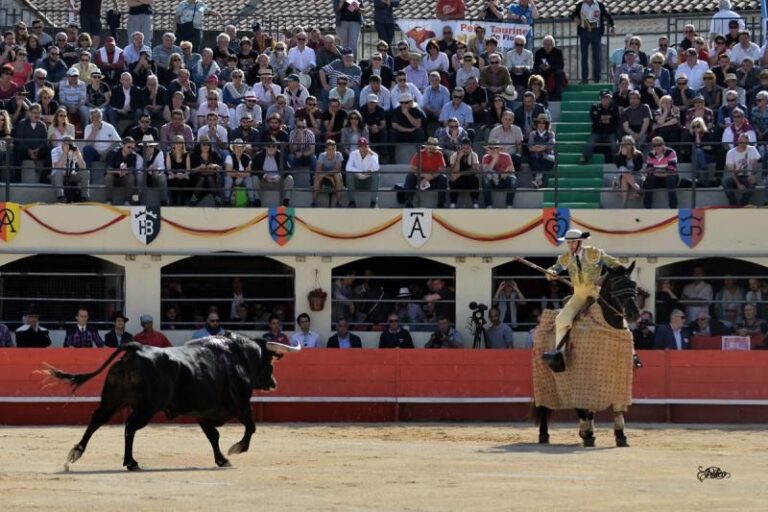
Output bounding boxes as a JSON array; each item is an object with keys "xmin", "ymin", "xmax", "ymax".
[
  {"xmin": 322, "ymin": 109, "xmax": 348, "ymax": 133},
  {"xmin": 391, "ymin": 106, "xmax": 426, "ymax": 129},
  {"xmin": 463, "ymin": 86, "xmax": 488, "ymax": 109},
  {"xmin": 108, "ymin": 148, "xmax": 141, "ymax": 170},
  {"xmin": 128, "ymin": 2, "xmax": 153, "ymax": 14},
  {"xmin": 339, "ymin": 1, "xmax": 363, "ymax": 22},
  {"xmin": 361, "ymin": 105, "xmax": 386, "ymax": 128}
]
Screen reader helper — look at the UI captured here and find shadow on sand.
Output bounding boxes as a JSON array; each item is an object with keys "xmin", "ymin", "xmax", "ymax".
[
  {"xmin": 56, "ymin": 466, "xmax": 230, "ymax": 475},
  {"xmin": 483, "ymin": 442, "xmax": 616, "ymax": 454}
]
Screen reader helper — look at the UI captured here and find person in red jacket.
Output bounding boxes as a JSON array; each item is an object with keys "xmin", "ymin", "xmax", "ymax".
[{"xmin": 133, "ymin": 314, "xmax": 173, "ymax": 348}]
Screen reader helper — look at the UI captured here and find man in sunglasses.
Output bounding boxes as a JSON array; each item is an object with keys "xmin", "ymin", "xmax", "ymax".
[{"xmin": 193, "ymin": 313, "xmax": 225, "ymax": 339}]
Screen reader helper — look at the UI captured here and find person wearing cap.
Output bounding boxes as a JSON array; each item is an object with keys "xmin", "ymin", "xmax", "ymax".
[
  {"xmin": 360, "ymin": 92, "xmax": 390, "ymax": 160},
  {"xmin": 104, "ymin": 312, "xmax": 134, "ymax": 348},
  {"xmin": 223, "ymin": 138, "xmax": 258, "ymax": 206},
  {"xmin": 346, "ymin": 137, "xmax": 380, "ymax": 207},
  {"xmin": 174, "ymin": 0, "xmax": 223, "ymax": 52},
  {"xmin": 50, "ymin": 134, "xmax": 91, "ymax": 203},
  {"xmin": 284, "ymin": 73, "xmax": 311, "ymax": 111},
  {"xmin": 58, "ymin": 66, "xmax": 89, "ymax": 126},
  {"xmin": 613, "ymin": 49, "xmax": 643, "ymax": 89},
  {"xmin": 15, "ymin": 304, "xmax": 51, "ymax": 348},
  {"xmin": 152, "ymin": 32, "xmax": 181, "ymax": 70},
  {"xmin": 140, "ymin": 134, "xmax": 170, "ymax": 205},
  {"xmin": 84, "ymin": 71, "xmax": 109, "ymax": 119},
  {"xmin": 676, "ymin": 48, "xmax": 710, "ymax": 90},
  {"xmin": 134, "ymin": 314, "xmax": 173, "ymax": 348},
  {"xmin": 392, "ymin": 91, "xmax": 426, "ymax": 143},
  {"xmin": 546, "ymin": 229, "xmax": 620, "ymax": 363},
  {"xmin": 251, "ymin": 69, "xmax": 282, "ymax": 110},
  {"xmin": 723, "ymin": 72, "xmax": 747, "ymax": 107},
  {"xmin": 123, "ymin": 31, "xmax": 152, "ymax": 67},
  {"xmin": 232, "ymin": 91, "xmax": 263, "ymax": 131},
  {"xmin": 404, "ymin": 137, "xmax": 447, "ymax": 207},
  {"xmin": 580, "ymin": 89, "xmax": 619, "ymax": 165},
  {"xmin": 260, "ymin": 112, "xmax": 290, "ymax": 145},
  {"xmin": 195, "ymin": 89, "xmax": 227, "ymax": 129}
]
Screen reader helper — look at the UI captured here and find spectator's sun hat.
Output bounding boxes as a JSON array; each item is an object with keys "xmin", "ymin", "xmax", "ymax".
[
  {"xmin": 760, "ymin": 69, "xmax": 768, "ymax": 79},
  {"xmin": 396, "ymin": 287, "xmax": 411, "ymax": 298},
  {"xmin": 676, "ymin": 74, "xmax": 688, "ymax": 82},
  {"xmin": 285, "ymin": 73, "xmax": 300, "ymax": 82},
  {"xmin": 244, "ymin": 91, "xmax": 257, "ymax": 99},
  {"xmin": 240, "ymin": 37, "xmax": 252, "ymax": 46},
  {"xmin": 366, "ymin": 93, "xmax": 379, "ymax": 103},
  {"xmin": 558, "ymin": 228, "xmax": 590, "ymax": 242},
  {"xmin": 230, "ymin": 138, "xmax": 246, "ymax": 149},
  {"xmin": 141, "ymin": 134, "xmax": 158, "ymax": 146},
  {"xmin": 535, "ymin": 113, "xmax": 551, "ymax": 127},
  {"xmin": 259, "ymin": 68, "xmax": 273, "ymax": 76},
  {"xmin": 725, "ymin": 73, "xmax": 738, "ymax": 82},
  {"xmin": 66, "ymin": 67, "xmax": 79, "ymax": 76},
  {"xmin": 140, "ymin": 314, "xmax": 153, "ymax": 324},
  {"xmin": 111, "ymin": 311, "xmax": 129, "ymax": 322},
  {"xmin": 90, "ymin": 70, "xmax": 102, "ymax": 77},
  {"xmin": 487, "ymin": 139, "xmax": 502, "ymax": 149},
  {"xmin": 399, "ymin": 93, "xmax": 413, "ymax": 103},
  {"xmin": 426, "ymin": 136, "xmax": 441, "ymax": 150},
  {"xmin": 501, "ymin": 84, "xmax": 517, "ymax": 101},
  {"xmin": 692, "ymin": 94, "xmax": 705, "ymax": 103},
  {"xmin": 206, "ymin": 74, "xmax": 219, "ymax": 83}
]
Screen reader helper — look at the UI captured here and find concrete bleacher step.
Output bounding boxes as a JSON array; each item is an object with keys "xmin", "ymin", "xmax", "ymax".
[
  {"xmin": 555, "ymin": 131, "xmax": 590, "ymax": 142},
  {"xmin": 568, "ymin": 83, "xmax": 611, "ymax": 91},
  {"xmin": 558, "ymin": 153, "xmax": 603, "ymax": 165},
  {"xmin": 554, "ymin": 121, "xmax": 591, "ymax": 133},
  {"xmin": 542, "ymin": 201, "xmax": 601, "ymax": 209},
  {"xmin": 544, "ymin": 189, "xmax": 601, "ymax": 204},
  {"xmin": 600, "ymin": 187, "xmax": 766, "ymax": 208},
  {"xmin": 559, "ymin": 111, "xmax": 590, "ymax": 123},
  {"xmin": 556, "ymin": 163, "xmax": 602, "ymax": 178},
  {"xmin": 557, "ymin": 177, "xmax": 603, "ymax": 189}
]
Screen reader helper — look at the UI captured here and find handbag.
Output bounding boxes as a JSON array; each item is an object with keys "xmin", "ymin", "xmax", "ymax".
[{"xmin": 175, "ymin": 0, "xmax": 198, "ymax": 41}]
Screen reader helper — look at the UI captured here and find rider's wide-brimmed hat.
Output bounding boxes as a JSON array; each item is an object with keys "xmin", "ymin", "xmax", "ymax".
[{"xmin": 558, "ymin": 228, "xmax": 591, "ymax": 242}]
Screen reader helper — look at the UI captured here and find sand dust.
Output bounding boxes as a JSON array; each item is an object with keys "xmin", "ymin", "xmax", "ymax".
[{"xmin": 0, "ymin": 423, "xmax": 766, "ymax": 512}]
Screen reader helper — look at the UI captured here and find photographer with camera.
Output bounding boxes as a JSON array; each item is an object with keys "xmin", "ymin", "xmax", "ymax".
[
  {"xmin": 632, "ymin": 310, "xmax": 655, "ymax": 350},
  {"xmin": 50, "ymin": 135, "xmax": 91, "ymax": 202},
  {"xmin": 425, "ymin": 316, "xmax": 464, "ymax": 349}
]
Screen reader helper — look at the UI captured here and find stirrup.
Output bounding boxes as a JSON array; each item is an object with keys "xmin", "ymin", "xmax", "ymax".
[{"xmin": 542, "ymin": 351, "xmax": 566, "ymax": 372}]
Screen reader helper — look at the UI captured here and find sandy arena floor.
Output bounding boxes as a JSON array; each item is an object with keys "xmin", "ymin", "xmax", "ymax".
[{"xmin": 0, "ymin": 423, "xmax": 766, "ymax": 512}]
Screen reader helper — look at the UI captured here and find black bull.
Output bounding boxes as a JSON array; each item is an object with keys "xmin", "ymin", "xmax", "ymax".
[{"xmin": 45, "ymin": 333, "xmax": 299, "ymax": 471}]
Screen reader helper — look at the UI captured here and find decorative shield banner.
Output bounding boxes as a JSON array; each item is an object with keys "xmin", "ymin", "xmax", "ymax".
[
  {"xmin": 269, "ymin": 206, "xmax": 295, "ymax": 246},
  {"xmin": 402, "ymin": 208, "xmax": 432, "ymax": 248},
  {"xmin": 130, "ymin": 206, "xmax": 161, "ymax": 245},
  {"xmin": 678, "ymin": 208, "xmax": 705, "ymax": 248},
  {"xmin": 542, "ymin": 207, "xmax": 570, "ymax": 246},
  {"xmin": 0, "ymin": 202, "xmax": 21, "ymax": 243}
]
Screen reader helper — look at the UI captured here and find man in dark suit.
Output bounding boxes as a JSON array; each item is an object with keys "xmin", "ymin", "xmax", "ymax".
[
  {"xmin": 24, "ymin": 69, "xmax": 55, "ymax": 101},
  {"xmin": 12, "ymin": 102, "xmax": 48, "ymax": 180},
  {"xmin": 688, "ymin": 310, "xmax": 731, "ymax": 336},
  {"xmin": 109, "ymin": 72, "xmax": 143, "ymax": 125},
  {"xmin": 326, "ymin": 318, "xmax": 363, "ymax": 348},
  {"xmin": 513, "ymin": 91, "xmax": 546, "ymax": 139},
  {"xmin": 104, "ymin": 311, "xmax": 134, "ymax": 348},
  {"xmin": 654, "ymin": 309, "xmax": 691, "ymax": 350}
]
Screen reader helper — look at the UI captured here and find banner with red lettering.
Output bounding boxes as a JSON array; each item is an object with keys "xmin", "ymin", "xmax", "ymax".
[{"xmin": 396, "ymin": 19, "xmax": 531, "ymax": 53}]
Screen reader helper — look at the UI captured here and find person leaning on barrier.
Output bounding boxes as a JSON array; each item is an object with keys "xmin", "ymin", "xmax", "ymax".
[
  {"xmin": 448, "ymin": 136, "xmax": 480, "ymax": 208},
  {"xmin": 643, "ymin": 136, "xmax": 679, "ymax": 209},
  {"xmin": 723, "ymin": 132, "xmax": 761, "ymax": 206},
  {"xmin": 346, "ymin": 137, "xmax": 380, "ymax": 208},
  {"xmin": 425, "ymin": 316, "xmax": 464, "ymax": 349},
  {"xmin": 327, "ymin": 318, "xmax": 363, "ymax": 348},
  {"xmin": 51, "ymin": 135, "xmax": 91, "ymax": 203}
]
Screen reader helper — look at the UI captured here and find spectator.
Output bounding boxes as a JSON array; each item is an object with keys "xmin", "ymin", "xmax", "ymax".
[
  {"xmin": 506, "ymin": 35, "xmax": 533, "ymax": 93},
  {"xmin": 735, "ymin": 303, "xmax": 767, "ymax": 337},
  {"xmin": 468, "ymin": 25, "xmax": 487, "ymax": 57},
  {"xmin": 710, "ymin": 0, "xmax": 744, "ymax": 39},
  {"xmin": 715, "ymin": 276, "xmax": 745, "ymax": 319},
  {"xmin": 63, "ymin": 308, "xmax": 105, "ymax": 348},
  {"xmin": 346, "ymin": 137, "xmax": 380, "ymax": 208},
  {"xmin": 13, "ymin": 103, "xmax": 48, "ymax": 178},
  {"xmin": 360, "ymin": 93, "xmax": 389, "ymax": 157},
  {"xmin": 447, "ymin": 136, "xmax": 480, "ymax": 208},
  {"xmin": 527, "ymin": 114, "xmax": 555, "ymax": 188},
  {"xmin": 676, "ymin": 49, "xmax": 710, "ymax": 91},
  {"xmin": 646, "ymin": 53, "xmax": 672, "ymax": 93},
  {"xmin": 712, "ymin": 53, "xmax": 736, "ymax": 88},
  {"xmin": 423, "ymin": 278, "xmax": 455, "ymax": 323},
  {"xmin": 747, "ymin": 70, "xmax": 768, "ymax": 107},
  {"xmin": 654, "ymin": 309, "xmax": 691, "ymax": 350},
  {"xmin": 463, "ymin": 77, "xmax": 489, "ymax": 126},
  {"xmin": 609, "ymin": 33, "xmax": 633, "ymax": 80},
  {"xmin": 423, "ymin": 40, "xmax": 449, "ymax": 76},
  {"xmin": 253, "ymin": 138, "xmax": 293, "ymax": 207},
  {"xmin": 479, "ymin": 53, "xmax": 511, "ymax": 96},
  {"xmin": 486, "ymin": 306, "xmax": 514, "ymax": 349},
  {"xmin": 82, "ymin": 108, "xmax": 121, "ymax": 167},
  {"xmin": 728, "ymin": 31, "xmax": 760, "ymax": 66},
  {"xmin": 527, "ymin": 74, "xmax": 549, "ymax": 109},
  {"xmin": 421, "ymin": 72, "xmax": 450, "ymax": 124},
  {"xmin": 611, "ymin": 135, "xmax": 643, "ymax": 207},
  {"xmin": 508, "ymin": 0, "xmax": 539, "ymax": 49},
  {"xmin": 123, "ymin": 31, "xmax": 151, "ymax": 67},
  {"xmin": 643, "ymin": 136, "xmax": 678, "ymax": 208},
  {"xmin": 404, "ymin": 137, "xmax": 448, "ymax": 208},
  {"xmin": 337, "ymin": 0, "xmax": 363, "ymax": 56},
  {"xmin": 311, "ymin": 139, "xmax": 344, "ymax": 207},
  {"xmin": 425, "ymin": 316, "xmax": 464, "ymax": 348},
  {"xmin": 736, "ymin": 57, "xmax": 759, "ymax": 93},
  {"xmin": 174, "ymin": 0, "xmax": 222, "ymax": 52},
  {"xmin": 614, "ymin": 50, "xmax": 643, "ymax": 89},
  {"xmin": 391, "ymin": 92, "xmax": 426, "ymax": 143},
  {"xmin": 323, "ymin": 98, "xmax": 347, "ymax": 143},
  {"xmin": 688, "ymin": 310, "xmax": 731, "ymax": 336},
  {"xmin": 721, "ymin": 107, "xmax": 755, "ymax": 150},
  {"xmin": 221, "ymin": 138, "xmax": 255, "ymax": 207},
  {"xmin": 15, "ymin": 304, "xmax": 51, "ymax": 348},
  {"xmin": 533, "ymin": 35, "xmax": 564, "ymax": 101},
  {"xmin": 35, "ymin": 46, "xmax": 67, "ymax": 84},
  {"xmin": 263, "ymin": 315, "xmax": 290, "ymax": 345},
  {"xmin": 327, "ymin": 318, "xmax": 363, "ymax": 348},
  {"xmin": 653, "ymin": 95, "xmax": 681, "ymax": 146},
  {"xmin": 621, "ymin": 90, "xmax": 652, "ymax": 145},
  {"xmin": 403, "ymin": 52, "xmax": 428, "ymax": 92},
  {"xmin": 25, "ymin": 69, "xmax": 54, "ymax": 106},
  {"xmin": 723, "ymin": 73, "xmax": 746, "ymax": 107},
  {"xmin": 570, "ymin": 0, "xmax": 615, "ymax": 84},
  {"xmin": 0, "ymin": 319, "xmax": 13, "ymax": 347},
  {"xmin": 379, "ymin": 313, "xmax": 415, "ymax": 348},
  {"xmin": 655, "ymin": 278, "xmax": 679, "ymax": 325},
  {"xmin": 232, "ymin": 93, "xmax": 262, "ymax": 132},
  {"xmin": 193, "ymin": 312, "xmax": 225, "ymax": 339},
  {"xmin": 632, "ymin": 311, "xmax": 656, "ymax": 350},
  {"xmin": 59, "ymin": 67, "xmax": 89, "ymax": 126},
  {"xmin": 104, "ymin": 311, "xmax": 134, "ymax": 348},
  {"xmin": 188, "ymin": 135, "xmax": 224, "ymax": 206},
  {"xmin": 682, "ymin": 116, "xmax": 716, "ymax": 186},
  {"xmin": 438, "ymin": 26, "xmax": 459, "ymax": 59},
  {"xmin": 677, "ymin": 24, "xmax": 697, "ymax": 53},
  {"xmin": 493, "ymin": 279, "xmax": 525, "ymax": 328},
  {"xmin": 581, "ymin": 89, "xmax": 619, "ymax": 165},
  {"xmin": 290, "ymin": 313, "xmax": 321, "ymax": 348},
  {"xmin": 140, "ymin": 135, "xmax": 169, "ymax": 205},
  {"xmin": 108, "ymin": 72, "xmax": 142, "ymax": 126},
  {"xmin": 639, "ymin": 72, "xmax": 664, "ymax": 110},
  {"xmin": 723, "ymin": 133, "xmax": 760, "ymax": 206},
  {"xmin": 487, "ymin": 111, "xmax": 523, "ymax": 170},
  {"xmin": 481, "ymin": 139, "xmax": 518, "ymax": 208},
  {"xmin": 51, "ymin": 135, "xmax": 91, "ymax": 203},
  {"xmin": 681, "ymin": 266, "xmax": 714, "ymax": 321}
]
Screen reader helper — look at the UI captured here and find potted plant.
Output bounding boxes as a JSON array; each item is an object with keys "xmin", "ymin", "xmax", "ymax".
[{"xmin": 307, "ymin": 288, "xmax": 327, "ymax": 311}]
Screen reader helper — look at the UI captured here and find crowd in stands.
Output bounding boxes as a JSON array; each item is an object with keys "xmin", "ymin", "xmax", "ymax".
[
  {"xmin": 0, "ymin": 0, "xmax": 565, "ymax": 208},
  {"xmin": 582, "ymin": 1, "xmax": 768, "ymax": 207}
]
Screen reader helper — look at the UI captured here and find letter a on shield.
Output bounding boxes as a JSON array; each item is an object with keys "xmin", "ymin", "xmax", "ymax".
[{"xmin": 402, "ymin": 208, "xmax": 432, "ymax": 248}]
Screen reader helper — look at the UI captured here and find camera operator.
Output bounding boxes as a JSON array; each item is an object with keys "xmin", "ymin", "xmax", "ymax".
[
  {"xmin": 425, "ymin": 316, "xmax": 464, "ymax": 349},
  {"xmin": 50, "ymin": 135, "xmax": 91, "ymax": 202},
  {"xmin": 632, "ymin": 310, "xmax": 655, "ymax": 350}
]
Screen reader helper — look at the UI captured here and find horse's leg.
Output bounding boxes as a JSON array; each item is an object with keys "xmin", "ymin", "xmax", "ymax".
[
  {"xmin": 614, "ymin": 411, "xmax": 629, "ymax": 447},
  {"xmin": 536, "ymin": 406, "xmax": 551, "ymax": 444},
  {"xmin": 577, "ymin": 409, "xmax": 596, "ymax": 447}
]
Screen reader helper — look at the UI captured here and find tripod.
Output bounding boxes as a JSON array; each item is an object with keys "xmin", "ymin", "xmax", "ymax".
[{"xmin": 471, "ymin": 320, "xmax": 488, "ymax": 349}]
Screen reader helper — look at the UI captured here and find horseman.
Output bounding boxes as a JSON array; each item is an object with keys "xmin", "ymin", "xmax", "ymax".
[{"xmin": 545, "ymin": 229, "xmax": 620, "ymax": 370}]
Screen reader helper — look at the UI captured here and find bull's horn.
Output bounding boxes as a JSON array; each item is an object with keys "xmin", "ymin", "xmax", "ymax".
[{"xmin": 266, "ymin": 341, "xmax": 301, "ymax": 354}]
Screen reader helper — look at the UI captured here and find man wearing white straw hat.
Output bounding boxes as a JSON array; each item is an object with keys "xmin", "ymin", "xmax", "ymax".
[{"xmin": 545, "ymin": 229, "xmax": 620, "ymax": 368}]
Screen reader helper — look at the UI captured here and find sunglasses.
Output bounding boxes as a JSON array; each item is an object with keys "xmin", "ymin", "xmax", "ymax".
[
  {"xmin": 452, "ymin": 95, "xmax": 463, "ymax": 99},
  {"xmin": 448, "ymin": 124, "xmax": 458, "ymax": 127},
  {"xmin": 652, "ymin": 143, "xmax": 663, "ymax": 147},
  {"xmin": 464, "ymin": 57, "xmax": 473, "ymax": 61},
  {"xmin": 733, "ymin": 114, "xmax": 743, "ymax": 118},
  {"xmin": 490, "ymin": 61, "xmax": 500, "ymax": 64},
  {"xmin": 398, "ymin": 46, "xmax": 407, "ymax": 50},
  {"xmin": 209, "ymin": 319, "xmax": 220, "ymax": 323},
  {"xmin": 388, "ymin": 319, "xmax": 399, "ymax": 323},
  {"xmin": 515, "ymin": 44, "xmax": 524, "ymax": 47},
  {"xmin": 306, "ymin": 101, "xmax": 316, "ymax": 105}
]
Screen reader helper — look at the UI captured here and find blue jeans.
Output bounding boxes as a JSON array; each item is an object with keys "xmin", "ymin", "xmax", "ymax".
[
  {"xmin": 287, "ymin": 153, "xmax": 318, "ymax": 183},
  {"xmin": 482, "ymin": 174, "xmax": 518, "ymax": 207},
  {"xmin": 82, "ymin": 145, "xmax": 103, "ymax": 168},
  {"xmin": 723, "ymin": 174, "xmax": 755, "ymax": 206},
  {"xmin": 693, "ymin": 148, "xmax": 714, "ymax": 182},
  {"xmin": 579, "ymin": 30, "xmax": 603, "ymax": 82}
]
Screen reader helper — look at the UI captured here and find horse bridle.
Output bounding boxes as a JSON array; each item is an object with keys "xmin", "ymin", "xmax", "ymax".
[{"xmin": 599, "ymin": 277, "xmax": 637, "ymax": 320}]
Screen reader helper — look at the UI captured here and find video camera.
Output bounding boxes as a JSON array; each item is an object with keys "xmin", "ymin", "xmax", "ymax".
[{"xmin": 469, "ymin": 302, "xmax": 488, "ymax": 326}]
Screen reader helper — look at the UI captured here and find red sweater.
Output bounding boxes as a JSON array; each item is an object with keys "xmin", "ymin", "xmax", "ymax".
[{"xmin": 134, "ymin": 330, "xmax": 173, "ymax": 348}]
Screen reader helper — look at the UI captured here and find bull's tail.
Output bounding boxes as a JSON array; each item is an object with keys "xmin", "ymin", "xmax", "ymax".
[{"xmin": 42, "ymin": 343, "xmax": 142, "ymax": 393}]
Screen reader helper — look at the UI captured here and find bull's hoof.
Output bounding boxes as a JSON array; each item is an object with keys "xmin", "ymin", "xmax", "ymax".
[
  {"xmin": 582, "ymin": 435, "xmax": 596, "ymax": 448},
  {"xmin": 538, "ymin": 434, "xmax": 550, "ymax": 444},
  {"xmin": 216, "ymin": 458, "xmax": 232, "ymax": 468},
  {"xmin": 66, "ymin": 445, "xmax": 84, "ymax": 466},
  {"xmin": 227, "ymin": 442, "xmax": 244, "ymax": 455},
  {"xmin": 125, "ymin": 461, "xmax": 141, "ymax": 471},
  {"xmin": 616, "ymin": 436, "xmax": 629, "ymax": 448},
  {"xmin": 542, "ymin": 351, "xmax": 566, "ymax": 373}
]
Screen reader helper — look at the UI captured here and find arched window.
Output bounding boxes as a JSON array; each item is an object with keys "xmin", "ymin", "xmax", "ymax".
[
  {"xmin": 0, "ymin": 255, "xmax": 125, "ymax": 329},
  {"xmin": 161, "ymin": 256, "xmax": 295, "ymax": 330},
  {"xmin": 492, "ymin": 257, "xmax": 563, "ymax": 331},
  {"xmin": 331, "ymin": 257, "xmax": 455, "ymax": 331},
  {"xmin": 655, "ymin": 257, "xmax": 768, "ymax": 325}
]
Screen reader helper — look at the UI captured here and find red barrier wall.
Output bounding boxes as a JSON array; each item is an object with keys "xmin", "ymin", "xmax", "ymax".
[{"xmin": 1, "ymin": 349, "xmax": 767, "ymax": 424}]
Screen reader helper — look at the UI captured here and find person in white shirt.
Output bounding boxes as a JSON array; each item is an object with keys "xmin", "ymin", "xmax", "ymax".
[
  {"xmin": 329, "ymin": 75, "xmax": 356, "ymax": 112},
  {"xmin": 252, "ymin": 69, "xmax": 282, "ymax": 109},
  {"xmin": 290, "ymin": 313, "xmax": 321, "ymax": 348},
  {"xmin": 345, "ymin": 137, "xmax": 380, "ymax": 207},
  {"xmin": 287, "ymin": 32, "xmax": 316, "ymax": 74},
  {"xmin": 123, "ymin": 31, "xmax": 152, "ymax": 65},
  {"xmin": 197, "ymin": 112, "xmax": 229, "ymax": 154},
  {"xmin": 140, "ymin": 135, "xmax": 169, "ymax": 205},
  {"xmin": 389, "ymin": 72, "xmax": 423, "ymax": 109},
  {"xmin": 723, "ymin": 133, "xmax": 761, "ymax": 206},
  {"xmin": 82, "ymin": 108, "xmax": 121, "ymax": 167},
  {"xmin": 359, "ymin": 75, "xmax": 391, "ymax": 111},
  {"xmin": 505, "ymin": 35, "xmax": 534, "ymax": 89},
  {"xmin": 50, "ymin": 135, "xmax": 91, "ymax": 202},
  {"xmin": 676, "ymin": 48, "xmax": 710, "ymax": 90},
  {"xmin": 233, "ymin": 92, "xmax": 263, "ymax": 130},
  {"xmin": 681, "ymin": 266, "xmax": 714, "ymax": 321},
  {"xmin": 727, "ymin": 31, "xmax": 762, "ymax": 65},
  {"xmin": 709, "ymin": 0, "xmax": 744, "ymax": 39},
  {"xmin": 196, "ymin": 89, "xmax": 229, "ymax": 128}
]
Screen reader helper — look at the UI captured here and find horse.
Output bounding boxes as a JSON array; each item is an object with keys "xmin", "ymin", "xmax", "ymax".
[{"xmin": 533, "ymin": 261, "xmax": 640, "ymax": 448}]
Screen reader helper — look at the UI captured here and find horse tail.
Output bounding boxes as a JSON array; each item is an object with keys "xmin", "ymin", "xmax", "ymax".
[{"xmin": 43, "ymin": 343, "xmax": 142, "ymax": 393}]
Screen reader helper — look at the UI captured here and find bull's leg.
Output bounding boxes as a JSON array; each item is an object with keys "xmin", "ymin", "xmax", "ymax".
[
  {"xmin": 228, "ymin": 408, "xmax": 256, "ymax": 455},
  {"xmin": 123, "ymin": 407, "xmax": 155, "ymax": 471},
  {"xmin": 535, "ymin": 406, "xmax": 550, "ymax": 444},
  {"xmin": 65, "ymin": 402, "xmax": 122, "ymax": 471},
  {"xmin": 577, "ymin": 409, "xmax": 595, "ymax": 447},
  {"xmin": 614, "ymin": 411, "xmax": 629, "ymax": 447},
  {"xmin": 198, "ymin": 420, "xmax": 231, "ymax": 467}
]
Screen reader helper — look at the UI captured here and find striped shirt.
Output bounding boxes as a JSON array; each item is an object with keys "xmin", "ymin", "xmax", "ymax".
[
  {"xmin": 64, "ymin": 326, "xmax": 105, "ymax": 348},
  {"xmin": 645, "ymin": 147, "xmax": 678, "ymax": 175}
]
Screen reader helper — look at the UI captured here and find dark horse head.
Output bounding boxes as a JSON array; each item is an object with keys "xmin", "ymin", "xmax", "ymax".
[{"xmin": 600, "ymin": 261, "xmax": 640, "ymax": 328}]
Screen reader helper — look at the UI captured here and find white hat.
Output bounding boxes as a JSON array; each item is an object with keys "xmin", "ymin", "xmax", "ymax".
[
  {"xmin": 558, "ymin": 229, "xmax": 591, "ymax": 242},
  {"xmin": 366, "ymin": 93, "xmax": 379, "ymax": 103},
  {"xmin": 501, "ymin": 84, "xmax": 517, "ymax": 101},
  {"xmin": 66, "ymin": 67, "xmax": 79, "ymax": 76},
  {"xmin": 396, "ymin": 287, "xmax": 411, "ymax": 298},
  {"xmin": 398, "ymin": 93, "xmax": 413, "ymax": 103},
  {"xmin": 141, "ymin": 134, "xmax": 158, "ymax": 146}
]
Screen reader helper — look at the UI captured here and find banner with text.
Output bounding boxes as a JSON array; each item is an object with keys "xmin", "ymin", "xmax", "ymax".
[{"xmin": 396, "ymin": 19, "xmax": 530, "ymax": 54}]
